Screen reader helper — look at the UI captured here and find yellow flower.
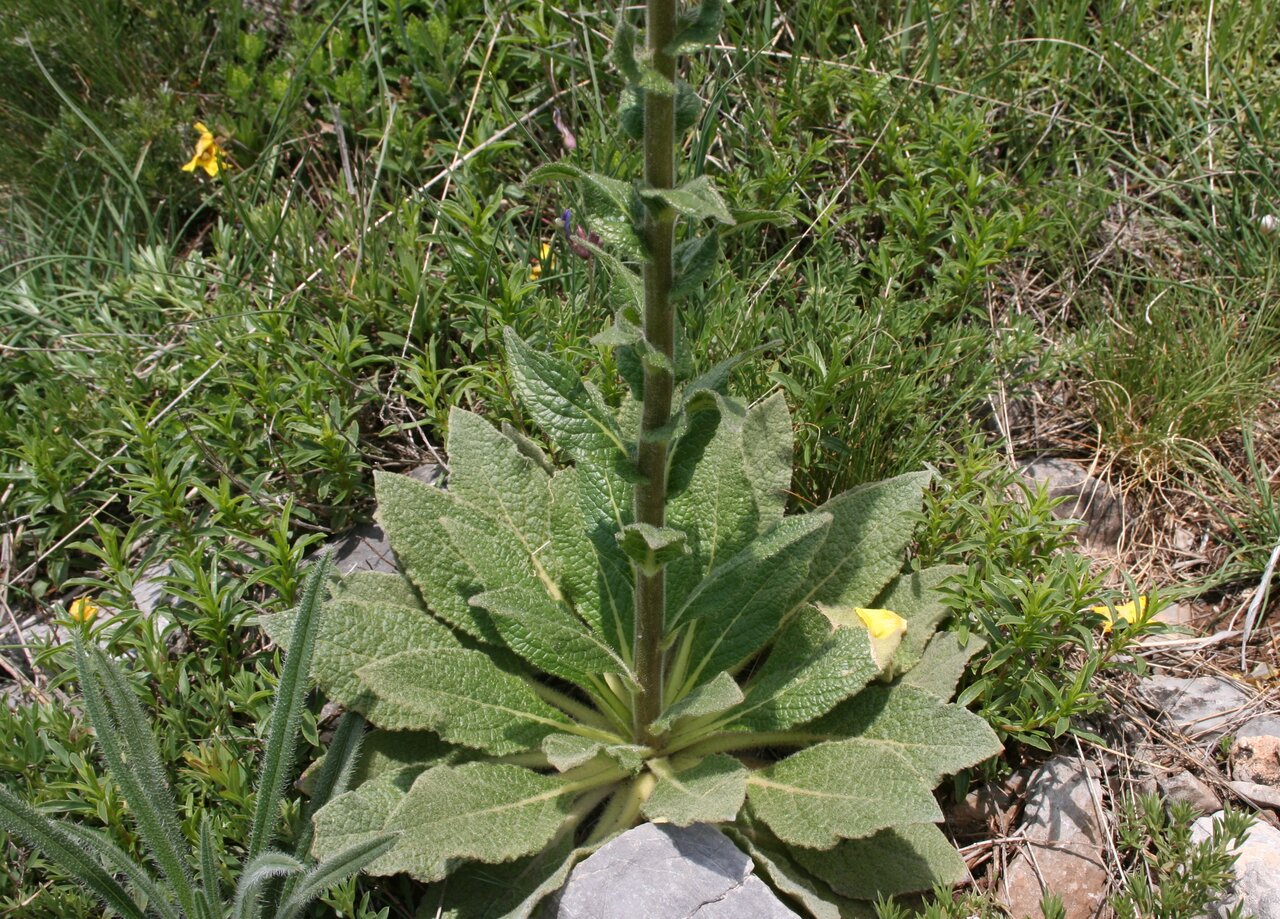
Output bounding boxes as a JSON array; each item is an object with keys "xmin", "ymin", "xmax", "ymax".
[
  {"xmin": 821, "ymin": 605, "xmax": 908, "ymax": 670},
  {"xmin": 1091, "ymin": 596, "xmax": 1148, "ymax": 634},
  {"xmin": 68, "ymin": 597, "xmax": 99, "ymax": 623},
  {"xmin": 529, "ymin": 241, "xmax": 554, "ymax": 280},
  {"xmin": 182, "ymin": 122, "xmax": 223, "ymax": 177}
]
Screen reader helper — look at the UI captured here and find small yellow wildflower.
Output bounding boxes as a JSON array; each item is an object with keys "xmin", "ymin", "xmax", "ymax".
[
  {"xmin": 68, "ymin": 597, "xmax": 99, "ymax": 623},
  {"xmin": 855, "ymin": 607, "xmax": 907, "ymax": 640},
  {"xmin": 529, "ymin": 241, "xmax": 554, "ymax": 280},
  {"xmin": 1091, "ymin": 596, "xmax": 1148, "ymax": 634},
  {"xmin": 182, "ymin": 122, "xmax": 223, "ymax": 177}
]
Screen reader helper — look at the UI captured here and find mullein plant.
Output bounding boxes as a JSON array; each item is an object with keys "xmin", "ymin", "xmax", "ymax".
[
  {"xmin": 268, "ymin": 1, "xmax": 1003, "ymax": 916},
  {"xmin": 0, "ymin": 558, "xmax": 394, "ymax": 919}
]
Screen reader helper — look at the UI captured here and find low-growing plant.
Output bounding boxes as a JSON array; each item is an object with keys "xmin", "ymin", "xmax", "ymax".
[
  {"xmin": 0, "ymin": 559, "xmax": 393, "ymax": 919},
  {"xmin": 271, "ymin": 4, "xmax": 1001, "ymax": 916},
  {"xmin": 1112, "ymin": 794, "xmax": 1253, "ymax": 919}
]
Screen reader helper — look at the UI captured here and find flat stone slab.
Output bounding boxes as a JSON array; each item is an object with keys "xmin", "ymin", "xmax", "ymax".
[
  {"xmin": 1000, "ymin": 756, "xmax": 1109, "ymax": 919},
  {"xmin": 551, "ymin": 823, "xmax": 799, "ymax": 919},
  {"xmin": 1020, "ymin": 457, "xmax": 1124, "ymax": 548},
  {"xmin": 1137, "ymin": 675, "xmax": 1254, "ymax": 742}
]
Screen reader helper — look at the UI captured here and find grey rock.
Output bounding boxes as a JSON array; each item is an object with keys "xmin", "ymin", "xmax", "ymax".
[
  {"xmin": 326, "ymin": 462, "xmax": 440, "ymax": 576},
  {"xmin": 551, "ymin": 823, "xmax": 799, "ymax": 919},
  {"xmin": 948, "ymin": 771, "xmax": 1028, "ymax": 835},
  {"xmin": 1158, "ymin": 770, "xmax": 1222, "ymax": 816},
  {"xmin": 1239, "ymin": 716, "xmax": 1280, "ymax": 740},
  {"xmin": 1000, "ymin": 756, "xmax": 1110, "ymax": 919},
  {"xmin": 1137, "ymin": 675, "xmax": 1254, "ymax": 741},
  {"xmin": 1192, "ymin": 811, "xmax": 1280, "ymax": 918},
  {"xmin": 1228, "ymin": 781, "xmax": 1280, "ymax": 811},
  {"xmin": 1020, "ymin": 457, "xmax": 1124, "ymax": 548}
]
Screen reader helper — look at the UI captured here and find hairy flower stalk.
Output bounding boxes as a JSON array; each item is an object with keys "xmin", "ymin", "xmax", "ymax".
[{"xmin": 632, "ymin": 0, "xmax": 679, "ymax": 744}]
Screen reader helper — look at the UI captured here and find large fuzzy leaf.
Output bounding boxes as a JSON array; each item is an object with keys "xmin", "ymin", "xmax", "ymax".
[
  {"xmin": 355, "ymin": 648, "xmax": 571, "ymax": 753},
  {"xmin": 383, "ymin": 763, "xmax": 579, "ymax": 882},
  {"xmin": 808, "ymin": 685, "xmax": 1003, "ymax": 782},
  {"xmin": 642, "ymin": 754, "xmax": 746, "ymax": 825},
  {"xmin": 373, "ymin": 472, "xmax": 493, "ymax": 639},
  {"xmin": 902, "ymin": 631, "xmax": 984, "ymax": 702},
  {"xmin": 446, "ymin": 409, "xmax": 559, "ymax": 594},
  {"xmin": 264, "ymin": 594, "xmax": 459, "ymax": 726},
  {"xmin": 311, "ymin": 768, "xmax": 421, "ymax": 878},
  {"xmin": 672, "ymin": 512, "xmax": 831, "ymax": 688},
  {"xmin": 469, "ymin": 587, "xmax": 629, "ymax": 688},
  {"xmin": 726, "ymin": 828, "xmax": 848, "ymax": 919},
  {"xmin": 651, "ymin": 671, "xmax": 743, "ymax": 734},
  {"xmin": 742, "ymin": 392, "xmax": 792, "ymax": 531},
  {"xmin": 792, "ymin": 823, "xmax": 967, "ymax": 899},
  {"xmin": 874, "ymin": 565, "xmax": 963, "ymax": 676},
  {"xmin": 665, "ymin": 402, "xmax": 760, "ymax": 606},
  {"xmin": 789, "ymin": 472, "xmax": 931, "ymax": 618},
  {"xmin": 731, "ymin": 606, "xmax": 878, "ymax": 732},
  {"xmin": 746, "ymin": 740, "xmax": 942, "ymax": 848},
  {"xmin": 548, "ymin": 468, "xmax": 633, "ymax": 658}
]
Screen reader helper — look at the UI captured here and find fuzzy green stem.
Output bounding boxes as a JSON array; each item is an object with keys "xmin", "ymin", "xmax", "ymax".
[
  {"xmin": 632, "ymin": 0, "xmax": 680, "ymax": 747},
  {"xmin": 584, "ymin": 771, "xmax": 659, "ymax": 847}
]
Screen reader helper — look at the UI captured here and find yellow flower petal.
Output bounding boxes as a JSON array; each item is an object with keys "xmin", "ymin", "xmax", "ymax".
[
  {"xmin": 68, "ymin": 597, "xmax": 99, "ymax": 623},
  {"xmin": 855, "ymin": 607, "xmax": 907, "ymax": 640},
  {"xmin": 1091, "ymin": 597, "xmax": 1148, "ymax": 634},
  {"xmin": 193, "ymin": 122, "xmax": 210, "ymax": 135}
]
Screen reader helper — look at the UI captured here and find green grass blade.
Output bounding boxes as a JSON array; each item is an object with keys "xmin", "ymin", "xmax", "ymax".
[
  {"xmin": 58, "ymin": 823, "xmax": 182, "ymax": 919},
  {"xmin": 198, "ymin": 815, "xmax": 223, "ymax": 919},
  {"xmin": 0, "ymin": 786, "xmax": 148, "ymax": 919},
  {"xmin": 232, "ymin": 851, "xmax": 305, "ymax": 919},
  {"xmin": 73, "ymin": 638, "xmax": 200, "ymax": 917},
  {"xmin": 249, "ymin": 555, "xmax": 333, "ymax": 860},
  {"xmin": 276, "ymin": 835, "xmax": 397, "ymax": 919},
  {"xmin": 297, "ymin": 711, "xmax": 365, "ymax": 856}
]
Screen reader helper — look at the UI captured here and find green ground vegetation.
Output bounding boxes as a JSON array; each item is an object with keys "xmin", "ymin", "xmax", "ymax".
[{"xmin": 1, "ymin": 0, "xmax": 1277, "ymax": 915}]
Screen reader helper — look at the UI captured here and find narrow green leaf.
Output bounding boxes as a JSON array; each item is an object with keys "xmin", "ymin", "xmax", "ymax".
[
  {"xmin": 384, "ymin": 763, "xmax": 583, "ymax": 882},
  {"xmin": 808, "ymin": 685, "xmax": 1003, "ymax": 782},
  {"xmin": 902, "ymin": 631, "xmax": 984, "ymax": 702},
  {"xmin": 0, "ymin": 787, "xmax": 148, "ymax": 919},
  {"xmin": 470, "ymin": 586, "xmax": 630, "ymax": 688},
  {"xmin": 198, "ymin": 816, "xmax": 221, "ymax": 919},
  {"xmin": 640, "ymin": 176, "xmax": 735, "ymax": 224},
  {"xmin": 277, "ymin": 834, "xmax": 397, "ymax": 919},
  {"xmin": 232, "ymin": 851, "xmax": 305, "ymax": 919},
  {"xmin": 673, "ymin": 512, "xmax": 832, "ymax": 687},
  {"xmin": 643, "ymin": 754, "xmax": 746, "ymax": 825},
  {"xmin": 251, "ymin": 556, "xmax": 331, "ymax": 860},
  {"xmin": 793, "ymin": 823, "xmax": 967, "ymax": 899},
  {"xmin": 57, "ymin": 822, "xmax": 180, "ymax": 919},
  {"xmin": 746, "ymin": 740, "xmax": 942, "ymax": 847},
  {"xmin": 731, "ymin": 606, "xmax": 878, "ymax": 732},
  {"xmin": 356, "ymin": 648, "xmax": 572, "ymax": 754},
  {"xmin": 292, "ymin": 711, "xmax": 366, "ymax": 865},
  {"xmin": 652, "ymin": 671, "xmax": 743, "ymax": 734},
  {"xmin": 73, "ymin": 639, "xmax": 198, "ymax": 916}
]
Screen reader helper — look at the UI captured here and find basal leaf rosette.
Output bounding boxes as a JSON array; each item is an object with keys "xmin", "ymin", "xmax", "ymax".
[{"xmin": 269, "ymin": 332, "xmax": 1000, "ymax": 918}]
